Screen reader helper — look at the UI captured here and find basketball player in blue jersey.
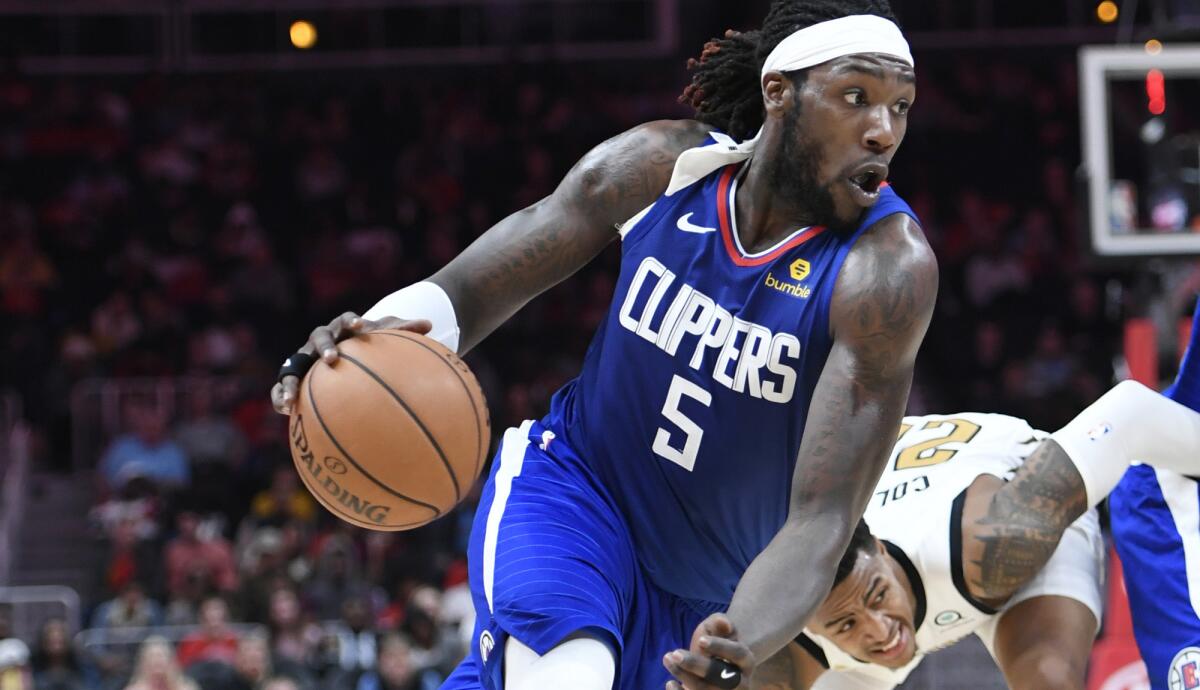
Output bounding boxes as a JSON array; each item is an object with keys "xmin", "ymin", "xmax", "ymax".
[
  {"xmin": 272, "ymin": 2, "xmax": 937, "ymax": 688},
  {"xmin": 1107, "ymin": 307, "xmax": 1200, "ymax": 690}
]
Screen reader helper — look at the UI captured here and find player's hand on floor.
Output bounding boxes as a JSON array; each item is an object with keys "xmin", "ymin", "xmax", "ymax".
[
  {"xmin": 664, "ymin": 613, "xmax": 756, "ymax": 690},
  {"xmin": 271, "ymin": 312, "xmax": 432, "ymax": 415}
]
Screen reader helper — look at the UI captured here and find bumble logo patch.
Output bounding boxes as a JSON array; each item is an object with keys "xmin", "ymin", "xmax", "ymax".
[
  {"xmin": 789, "ymin": 258, "xmax": 810, "ymax": 281},
  {"xmin": 765, "ymin": 258, "xmax": 812, "ymax": 299}
]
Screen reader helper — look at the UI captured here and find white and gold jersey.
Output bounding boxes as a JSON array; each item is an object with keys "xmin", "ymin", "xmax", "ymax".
[{"xmin": 797, "ymin": 412, "xmax": 1103, "ymax": 689}]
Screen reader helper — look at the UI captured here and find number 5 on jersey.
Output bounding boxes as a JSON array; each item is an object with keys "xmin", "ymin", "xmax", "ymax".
[{"xmin": 653, "ymin": 375, "xmax": 712, "ymax": 471}]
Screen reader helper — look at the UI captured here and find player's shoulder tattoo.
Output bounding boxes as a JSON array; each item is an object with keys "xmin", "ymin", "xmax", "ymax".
[
  {"xmin": 564, "ymin": 119, "xmax": 713, "ymax": 224},
  {"xmin": 829, "ymin": 213, "xmax": 938, "ymax": 386}
]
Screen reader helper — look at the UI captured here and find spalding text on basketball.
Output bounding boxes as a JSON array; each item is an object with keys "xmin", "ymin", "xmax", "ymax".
[{"xmin": 290, "ymin": 414, "xmax": 392, "ymax": 525}]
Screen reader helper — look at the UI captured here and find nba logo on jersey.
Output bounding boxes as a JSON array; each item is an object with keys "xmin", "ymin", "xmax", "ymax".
[
  {"xmin": 1086, "ymin": 422, "xmax": 1113, "ymax": 441},
  {"xmin": 1169, "ymin": 647, "xmax": 1200, "ymax": 689}
]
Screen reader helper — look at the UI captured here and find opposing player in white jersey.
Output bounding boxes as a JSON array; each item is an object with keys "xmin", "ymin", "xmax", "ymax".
[{"xmin": 730, "ymin": 353, "xmax": 1200, "ymax": 690}]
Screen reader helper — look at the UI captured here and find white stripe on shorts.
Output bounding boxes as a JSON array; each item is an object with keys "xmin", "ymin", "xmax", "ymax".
[
  {"xmin": 1156, "ymin": 468, "xmax": 1200, "ymax": 620},
  {"xmin": 483, "ymin": 420, "xmax": 534, "ymax": 613}
]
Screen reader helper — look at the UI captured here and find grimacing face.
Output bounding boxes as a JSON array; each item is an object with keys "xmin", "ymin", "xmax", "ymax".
[
  {"xmin": 812, "ymin": 539, "xmax": 919, "ymax": 669},
  {"xmin": 770, "ymin": 52, "xmax": 915, "ymax": 229}
]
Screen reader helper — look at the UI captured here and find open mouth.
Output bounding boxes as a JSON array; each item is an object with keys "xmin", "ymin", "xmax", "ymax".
[
  {"xmin": 850, "ymin": 170, "xmax": 884, "ymax": 194},
  {"xmin": 844, "ymin": 162, "xmax": 889, "ymax": 207},
  {"xmin": 872, "ymin": 625, "xmax": 906, "ymax": 661}
]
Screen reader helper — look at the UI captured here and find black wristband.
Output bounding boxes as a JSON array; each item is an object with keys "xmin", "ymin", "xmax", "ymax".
[
  {"xmin": 277, "ymin": 352, "xmax": 318, "ymax": 384},
  {"xmin": 704, "ymin": 658, "xmax": 742, "ymax": 689}
]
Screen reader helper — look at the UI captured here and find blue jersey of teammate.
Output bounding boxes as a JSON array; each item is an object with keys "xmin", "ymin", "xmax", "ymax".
[{"xmin": 542, "ymin": 132, "xmax": 919, "ymax": 608}]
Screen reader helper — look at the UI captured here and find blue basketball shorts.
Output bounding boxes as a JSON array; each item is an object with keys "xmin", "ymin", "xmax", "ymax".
[
  {"xmin": 441, "ymin": 420, "xmax": 714, "ymax": 690},
  {"xmin": 1110, "ymin": 465, "xmax": 1200, "ymax": 690}
]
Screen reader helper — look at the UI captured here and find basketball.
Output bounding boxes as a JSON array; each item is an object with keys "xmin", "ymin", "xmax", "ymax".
[{"xmin": 287, "ymin": 329, "xmax": 490, "ymax": 531}]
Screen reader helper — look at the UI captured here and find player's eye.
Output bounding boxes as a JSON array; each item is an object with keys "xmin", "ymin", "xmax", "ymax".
[
  {"xmin": 891, "ymin": 100, "xmax": 911, "ymax": 116},
  {"xmin": 843, "ymin": 89, "xmax": 868, "ymax": 107},
  {"xmin": 838, "ymin": 619, "xmax": 855, "ymax": 635},
  {"xmin": 874, "ymin": 588, "xmax": 887, "ymax": 605}
]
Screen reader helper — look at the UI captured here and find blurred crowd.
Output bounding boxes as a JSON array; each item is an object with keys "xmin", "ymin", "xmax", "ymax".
[{"xmin": 0, "ymin": 46, "xmax": 1135, "ymax": 690}]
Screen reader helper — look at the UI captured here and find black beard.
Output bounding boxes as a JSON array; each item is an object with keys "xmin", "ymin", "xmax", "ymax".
[{"xmin": 770, "ymin": 107, "xmax": 846, "ymax": 231}]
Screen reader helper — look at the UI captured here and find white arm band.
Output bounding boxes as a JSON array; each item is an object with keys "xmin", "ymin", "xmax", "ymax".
[{"xmin": 362, "ymin": 281, "xmax": 461, "ymax": 353}]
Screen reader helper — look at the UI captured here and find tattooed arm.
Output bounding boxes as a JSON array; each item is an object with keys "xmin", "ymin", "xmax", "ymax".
[
  {"xmin": 272, "ymin": 119, "xmax": 712, "ymax": 415},
  {"xmin": 959, "ymin": 440, "xmax": 1088, "ymax": 608},
  {"xmin": 431, "ymin": 119, "xmax": 710, "ymax": 352},
  {"xmin": 666, "ymin": 214, "xmax": 937, "ymax": 688}
]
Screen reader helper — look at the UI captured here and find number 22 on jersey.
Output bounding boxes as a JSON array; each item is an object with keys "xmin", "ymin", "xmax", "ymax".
[{"xmin": 893, "ymin": 418, "xmax": 982, "ymax": 470}]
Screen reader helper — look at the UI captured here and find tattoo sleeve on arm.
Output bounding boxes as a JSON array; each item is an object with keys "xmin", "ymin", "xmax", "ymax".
[
  {"xmin": 791, "ymin": 214, "xmax": 939, "ymax": 516},
  {"xmin": 430, "ymin": 120, "xmax": 711, "ymax": 352},
  {"xmin": 964, "ymin": 439, "xmax": 1088, "ymax": 606},
  {"xmin": 724, "ymin": 214, "xmax": 939, "ymax": 662}
]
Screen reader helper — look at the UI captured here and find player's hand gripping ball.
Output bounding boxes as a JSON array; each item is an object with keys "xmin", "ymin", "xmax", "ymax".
[
  {"xmin": 286, "ymin": 328, "xmax": 490, "ymax": 531},
  {"xmin": 664, "ymin": 613, "xmax": 755, "ymax": 690}
]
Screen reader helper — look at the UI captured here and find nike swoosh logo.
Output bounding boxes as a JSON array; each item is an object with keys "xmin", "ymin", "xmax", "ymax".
[
  {"xmin": 677, "ymin": 212, "xmax": 717, "ymax": 234},
  {"xmin": 720, "ymin": 669, "xmax": 737, "ymax": 679}
]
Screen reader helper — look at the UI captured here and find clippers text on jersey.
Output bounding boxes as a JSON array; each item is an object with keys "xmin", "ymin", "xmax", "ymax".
[{"xmin": 618, "ymin": 257, "xmax": 801, "ymax": 403}]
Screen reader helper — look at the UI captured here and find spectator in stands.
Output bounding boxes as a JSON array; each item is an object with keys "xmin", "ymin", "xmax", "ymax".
[
  {"xmin": 98, "ymin": 403, "xmax": 189, "ymax": 495},
  {"xmin": 260, "ymin": 677, "xmax": 300, "ymax": 690},
  {"xmin": 0, "ymin": 223, "xmax": 58, "ymax": 318},
  {"xmin": 0, "ymin": 637, "xmax": 32, "ymax": 690},
  {"xmin": 233, "ymin": 529, "xmax": 292, "ymax": 625},
  {"xmin": 316, "ymin": 595, "xmax": 377, "ymax": 686},
  {"xmin": 185, "ymin": 632, "xmax": 311, "ymax": 690},
  {"xmin": 173, "ymin": 387, "xmax": 245, "ymax": 469},
  {"xmin": 302, "ymin": 533, "xmax": 369, "ymax": 622},
  {"xmin": 437, "ymin": 560, "xmax": 474, "ymax": 651},
  {"xmin": 172, "ymin": 386, "xmax": 247, "ymax": 515},
  {"xmin": 247, "ymin": 467, "xmax": 316, "ymax": 528},
  {"xmin": 122, "ymin": 637, "xmax": 196, "ymax": 690},
  {"xmin": 176, "ymin": 596, "xmax": 239, "ymax": 669},
  {"xmin": 85, "ymin": 592, "xmax": 152, "ymax": 690},
  {"xmin": 0, "ymin": 606, "xmax": 32, "ymax": 690},
  {"xmin": 30, "ymin": 617, "xmax": 87, "ymax": 690},
  {"xmin": 352, "ymin": 634, "xmax": 430, "ymax": 690},
  {"xmin": 265, "ymin": 588, "xmax": 320, "ymax": 668},
  {"xmin": 400, "ymin": 588, "xmax": 459, "ymax": 684},
  {"xmin": 91, "ymin": 581, "xmax": 164, "ymax": 631},
  {"xmin": 164, "ymin": 510, "xmax": 238, "ymax": 605},
  {"xmin": 93, "ymin": 505, "xmax": 162, "ymax": 601},
  {"xmin": 90, "ymin": 292, "xmax": 143, "ymax": 358}
]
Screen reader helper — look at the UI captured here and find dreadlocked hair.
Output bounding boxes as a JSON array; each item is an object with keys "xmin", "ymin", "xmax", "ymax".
[{"xmin": 680, "ymin": 0, "xmax": 899, "ymax": 141}]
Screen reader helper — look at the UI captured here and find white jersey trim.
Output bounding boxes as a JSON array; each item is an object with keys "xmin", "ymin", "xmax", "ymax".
[
  {"xmin": 665, "ymin": 130, "xmax": 756, "ymax": 196},
  {"xmin": 1157, "ymin": 467, "xmax": 1200, "ymax": 621},
  {"xmin": 727, "ymin": 164, "xmax": 815, "ymax": 259},
  {"xmin": 616, "ymin": 203, "xmax": 656, "ymax": 239},
  {"xmin": 482, "ymin": 420, "xmax": 534, "ymax": 613}
]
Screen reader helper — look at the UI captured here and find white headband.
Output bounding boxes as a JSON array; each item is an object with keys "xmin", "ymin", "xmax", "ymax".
[{"xmin": 760, "ymin": 14, "xmax": 913, "ymax": 80}]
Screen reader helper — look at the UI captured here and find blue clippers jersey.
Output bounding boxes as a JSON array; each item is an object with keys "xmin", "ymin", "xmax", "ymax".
[{"xmin": 542, "ymin": 139, "xmax": 918, "ymax": 607}]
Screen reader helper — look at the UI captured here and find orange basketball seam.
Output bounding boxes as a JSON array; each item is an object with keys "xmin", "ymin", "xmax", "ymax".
[
  {"xmin": 375, "ymin": 331, "xmax": 488, "ymax": 490},
  {"xmin": 338, "ymin": 350, "xmax": 463, "ymax": 503},
  {"xmin": 307, "ymin": 364, "xmax": 443, "ymax": 516}
]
